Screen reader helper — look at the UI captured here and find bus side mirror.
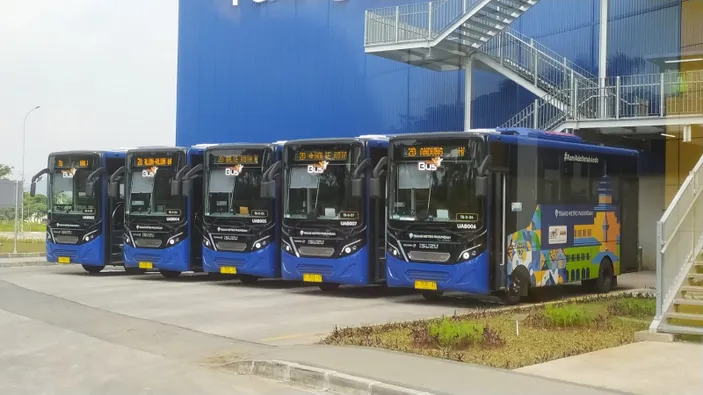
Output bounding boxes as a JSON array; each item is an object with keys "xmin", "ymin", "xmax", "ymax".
[
  {"xmin": 85, "ymin": 181, "xmax": 95, "ymax": 197},
  {"xmin": 351, "ymin": 179, "xmax": 363, "ymax": 198},
  {"xmin": 182, "ymin": 179, "xmax": 194, "ymax": 198},
  {"xmin": 170, "ymin": 179, "xmax": 181, "ymax": 197},
  {"xmin": 108, "ymin": 182, "xmax": 120, "ymax": 199},
  {"xmin": 475, "ymin": 175, "xmax": 488, "ymax": 198},
  {"xmin": 369, "ymin": 177, "xmax": 383, "ymax": 198},
  {"xmin": 30, "ymin": 183, "xmax": 37, "ymax": 197}
]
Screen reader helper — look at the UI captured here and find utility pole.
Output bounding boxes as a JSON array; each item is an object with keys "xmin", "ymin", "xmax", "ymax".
[{"xmin": 20, "ymin": 105, "xmax": 41, "ymax": 232}]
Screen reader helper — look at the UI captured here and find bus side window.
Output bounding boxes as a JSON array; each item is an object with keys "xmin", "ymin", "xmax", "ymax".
[{"xmin": 539, "ymin": 148, "xmax": 561, "ymax": 204}]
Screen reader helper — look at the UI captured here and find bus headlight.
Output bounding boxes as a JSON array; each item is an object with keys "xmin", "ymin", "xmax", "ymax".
[
  {"xmin": 83, "ymin": 230, "xmax": 98, "ymax": 243},
  {"xmin": 166, "ymin": 232, "xmax": 184, "ymax": 247},
  {"xmin": 457, "ymin": 244, "xmax": 482, "ymax": 262},
  {"xmin": 124, "ymin": 235, "xmax": 132, "ymax": 246},
  {"xmin": 282, "ymin": 240, "xmax": 292, "ymax": 253},
  {"xmin": 340, "ymin": 239, "xmax": 363, "ymax": 256},
  {"xmin": 252, "ymin": 235, "xmax": 271, "ymax": 251}
]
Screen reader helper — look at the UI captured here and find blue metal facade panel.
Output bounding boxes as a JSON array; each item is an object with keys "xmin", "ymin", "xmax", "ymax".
[{"xmin": 176, "ymin": 0, "xmax": 683, "ymax": 144}]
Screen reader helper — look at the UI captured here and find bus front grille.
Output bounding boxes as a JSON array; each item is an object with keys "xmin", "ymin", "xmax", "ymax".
[
  {"xmin": 134, "ymin": 238, "xmax": 163, "ymax": 248},
  {"xmin": 54, "ymin": 236, "xmax": 79, "ymax": 244},
  {"xmin": 216, "ymin": 242, "xmax": 247, "ymax": 252},
  {"xmin": 299, "ymin": 246, "xmax": 335, "ymax": 257},
  {"xmin": 408, "ymin": 251, "xmax": 451, "ymax": 263}
]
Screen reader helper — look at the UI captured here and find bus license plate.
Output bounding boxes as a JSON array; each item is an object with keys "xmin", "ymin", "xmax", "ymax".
[
  {"xmin": 303, "ymin": 273, "xmax": 322, "ymax": 283},
  {"xmin": 58, "ymin": 257, "xmax": 71, "ymax": 264},
  {"xmin": 138, "ymin": 261, "xmax": 153, "ymax": 270},
  {"xmin": 220, "ymin": 266, "xmax": 237, "ymax": 275},
  {"xmin": 415, "ymin": 280, "xmax": 437, "ymax": 291}
]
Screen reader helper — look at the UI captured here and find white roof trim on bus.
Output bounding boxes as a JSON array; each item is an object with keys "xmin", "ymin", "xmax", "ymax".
[
  {"xmin": 357, "ymin": 134, "xmax": 390, "ymax": 140},
  {"xmin": 464, "ymin": 128, "xmax": 500, "ymax": 134}
]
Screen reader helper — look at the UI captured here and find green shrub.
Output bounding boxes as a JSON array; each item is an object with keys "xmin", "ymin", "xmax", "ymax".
[
  {"xmin": 537, "ymin": 305, "xmax": 596, "ymax": 327},
  {"xmin": 608, "ymin": 298, "xmax": 655, "ymax": 318},
  {"xmin": 429, "ymin": 318, "xmax": 484, "ymax": 347}
]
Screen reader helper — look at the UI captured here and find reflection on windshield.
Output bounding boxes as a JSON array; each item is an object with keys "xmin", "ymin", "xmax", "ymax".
[
  {"xmin": 50, "ymin": 170, "xmax": 96, "ymax": 214},
  {"xmin": 284, "ymin": 164, "xmax": 360, "ymax": 220},
  {"xmin": 391, "ymin": 161, "xmax": 479, "ymax": 222},
  {"xmin": 128, "ymin": 167, "xmax": 181, "ymax": 216},
  {"xmin": 206, "ymin": 166, "xmax": 265, "ymax": 217}
]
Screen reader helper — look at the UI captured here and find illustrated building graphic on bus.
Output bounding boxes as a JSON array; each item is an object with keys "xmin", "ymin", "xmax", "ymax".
[{"xmin": 507, "ymin": 169, "xmax": 621, "ymax": 288}]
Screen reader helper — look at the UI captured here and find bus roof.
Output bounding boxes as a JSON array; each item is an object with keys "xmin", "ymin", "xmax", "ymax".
[
  {"xmin": 390, "ymin": 128, "xmax": 638, "ymax": 157},
  {"xmin": 203, "ymin": 142, "xmax": 278, "ymax": 152},
  {"xmin": 284, "ymin": 136, "xmax": 388, "ymax": 146},
  {"xmin": 48, "ymin": 150, "xmax": 127, "ymax": 157}
]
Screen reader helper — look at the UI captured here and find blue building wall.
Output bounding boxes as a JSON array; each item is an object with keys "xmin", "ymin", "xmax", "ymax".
[{"xmin": 176, "ymin": 0, "xmax": 682, "ymax": 146}]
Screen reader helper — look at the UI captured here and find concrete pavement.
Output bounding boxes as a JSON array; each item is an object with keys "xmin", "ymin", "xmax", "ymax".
[
  {"xmin": 517, "ymin": 341, "xmax": 703, "ymax": 395},
  {"xmin": 0, "ymin": 310, "xmax": 322, "ymax": 395}
]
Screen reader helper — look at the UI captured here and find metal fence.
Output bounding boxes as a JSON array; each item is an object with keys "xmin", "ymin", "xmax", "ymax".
[
  {"xmin": 502, "ymin": 69, "xmax": 703, "ymax": 130},
  {"xmin": 650, "ymin": 153, "xmax": 703, "ymax": 332}
]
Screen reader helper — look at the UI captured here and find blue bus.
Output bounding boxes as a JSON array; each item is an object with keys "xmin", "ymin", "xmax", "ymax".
[
  {"xmin": 371, "ymin": 128, "xmax": 640, "ymax": 304},
  {"xmin": 30, "ymin": 150, "xmax": 133, "ymax": 273},
  {"xmin": 279, "ymin": 136, "xmax": 389, "ymax": 290},
  {"xmin": 112, "ymin": 146, "xmax": 205, "ymax": 278},
  {"xmin": 178, "ymin": 142, "xmax": 284, "ymax": 283}
]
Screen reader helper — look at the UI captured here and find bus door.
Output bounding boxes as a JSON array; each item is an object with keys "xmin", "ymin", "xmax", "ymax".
[
  {"xmin": 619, "ymin": 176, "xmax": 639, "ymax": 273},
  {"xmin": 106, "ymin": 158, "xmax": 125, "ymax": 264},
  {"xmin": 369, "ymin": 145, "xmax": 387, "ymax": 282},
  {"xmin": 490, "ymin": 171, "xmax": 508, "ymax": 291}
]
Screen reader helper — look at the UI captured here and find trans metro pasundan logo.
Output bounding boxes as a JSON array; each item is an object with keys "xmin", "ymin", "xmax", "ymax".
[
  {"xmin": 554, "ymin": 209, "xmax": 594, "ymax": 218},
  {"xmin": 563, "ymin": 153, "xmax": 599, "ymax": 164}
]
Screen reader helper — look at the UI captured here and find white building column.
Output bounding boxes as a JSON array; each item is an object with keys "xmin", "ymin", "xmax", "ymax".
[
  {"xmin": 464, "ymin": 56, "xmax": 473, "ymax": 130},
  {"xmin": 599, "ymin": 0, "xmax": 609, "ymax": 118}
]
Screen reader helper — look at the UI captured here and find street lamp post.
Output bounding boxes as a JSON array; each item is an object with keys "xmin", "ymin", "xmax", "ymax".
[{"xmin": 20, "ymin": 105, "xmax": 41, "ymax": 233}]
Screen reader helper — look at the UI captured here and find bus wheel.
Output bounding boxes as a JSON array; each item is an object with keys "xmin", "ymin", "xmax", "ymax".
[
  {"xmin": 82, "ymin": 265, "xmax": 104, "ymax": 274},
  {"xmin": 319, "ymin": 283, "xmax": 340, "ymax": 292},
  {"xmin": 125, "ymin": 267, "xmax": 146, "ymax": 275},
  {"xmin": 502, "ymin": 269, "xmax": 529, "ymax": 305},
  {"xmin": 238, "ymin": 274, "xmax": 259, "ymax": 285},
  {"xmin": 159, "ymin": 270, "xmax": 181, "ymax": 279},
  {"xmin": 421, "ymin": 291, "xmax": 444, "ymax": 302},
  {"xmin": 594, "ymin": 259, "xmax": 614, "ymax": 293}
]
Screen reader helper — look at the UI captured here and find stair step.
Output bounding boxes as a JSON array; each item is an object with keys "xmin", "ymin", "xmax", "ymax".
[
  {"xmin": 688, "ymin": 273, "xmax": 703, "ymax": 283},
  {"xmin": 681, "ymin": 285, "xmax": 703, "ymax": 294},
  {"xmin": 658, "ymin": 322, "xmax": 703, "ymax": 336},
  {"xmin": 666, "ymin": 311, "xmax": 703, "ymax": 323}
]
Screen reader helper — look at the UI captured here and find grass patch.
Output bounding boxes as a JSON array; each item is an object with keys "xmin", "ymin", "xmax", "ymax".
[
  {"xmin": 0, "ymin": 221, "xmax": 46, "ymax": 232},
  {"xmin": 0, "ymin": 237, "xmax": 45, "ymax": 254},
  {"xmin": 322, "ymin": 294, "xmax": 654, "ymax": 369}
]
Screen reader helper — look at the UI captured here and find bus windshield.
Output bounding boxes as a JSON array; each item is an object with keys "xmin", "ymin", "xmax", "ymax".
[
  {"xmin": 284, "ymin": 144, "xmax": 361, "ymax": 221},
  {"xmin": 50, "ymin": 169, "xmax": 96, "ymax": 215},
  {"xmin": 128, "ymin": 165, "xmax": 182, "ymax": 216},
  {"xmin": 206, "ymin": 165, "xmax": 264, "ymax": 217},
  {"xmin": 390, "ymin": 140, "xmax": 483, "ymax": 223}
]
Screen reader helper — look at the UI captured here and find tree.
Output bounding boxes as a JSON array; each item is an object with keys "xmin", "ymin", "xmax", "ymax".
[
  {"xmin": 23, "ymin": 192, "xmax": 47, "ymax": 221},
  {"xmin": 0, "ymin": 164, "xmax": 12, "ymax": 179}
]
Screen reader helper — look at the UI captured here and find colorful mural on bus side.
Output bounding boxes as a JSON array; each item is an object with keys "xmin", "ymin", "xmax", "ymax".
[{"xmin": 506, "ymin": 173, "xmax": 621, "ymax": 287}]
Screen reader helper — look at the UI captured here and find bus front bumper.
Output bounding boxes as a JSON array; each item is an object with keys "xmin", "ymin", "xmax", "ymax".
[
  {"xmin": 123, "ymin": 242, "xmax": 190, "ymax": 272},
  {"xmin": 281, "ymin": 247, "xmax": 370, "ymax": 286},
  {"xmin": 386, "ymin": 251, "xmax": 490, "ymax": 295},
  {"xmin": 47, "ymin": 237, "xmax": 105, "ymax": 267},
  {"xmin": 202, "ymin": 243, "xmax": 280, "ymax": 278}
]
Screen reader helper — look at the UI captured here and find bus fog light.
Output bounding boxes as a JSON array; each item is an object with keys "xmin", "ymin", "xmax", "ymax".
[
  {"xmin": 462, "ymin": 252, "xmax": 470, "ymax": 260},
  {"xmin": 255, "ymin": 242, "xmax": 262, "ymax": 249},
  {"xmin": 169, "ymin": 239, "xmax": 175, "ymax": 245},
  {"xmin": 344, "ymin": 247, "xmax": 352, "ymax": 254},
  {"xmin": 285, "ymin": 245, "xmax": 291, "ymax": 252},
  {"xmin": 472, "ymin": 250, "xmax": 477, "ymax": 257},
  {"xmin": 392, "ymin": 249, "xmax": 398, "ymax": 256},
  {"xmin": 84, "ymin": 236, "xmax": 90, "ymax": 242},
  {"xmin": 204, "ymin": 239, "xmax": 210, "ymax": 246}
]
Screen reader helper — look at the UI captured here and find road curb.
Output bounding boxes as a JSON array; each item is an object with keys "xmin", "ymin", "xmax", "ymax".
[
  {"xmin": 0, "ymin": 252, "xmax": 46, "ymax": 258},
  {"xmin": 230, "ymin": 360, "xmax": 434, "ymax": 395}
]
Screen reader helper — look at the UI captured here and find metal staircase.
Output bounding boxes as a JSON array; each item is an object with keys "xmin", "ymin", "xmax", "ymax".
[
  {"xmin": 651, "ymin": 153, "xmax": 703, "ymax": 337},
  {"xmin": 364, "ymin": 0, "xmax": 601, "ymax": 120}
]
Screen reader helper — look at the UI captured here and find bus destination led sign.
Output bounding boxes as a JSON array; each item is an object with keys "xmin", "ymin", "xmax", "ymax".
[
  {"xmin": 55, "ymin": 158, "xmax": 91, "ymax": 169},
  {"xmin": 133, "ymin": 157, "xmax": 174, "ymax": 167},
  {"xmin": 402, "ymin": 146, "xmax": 466, "ymax": 158},
  {"xmin": 213, "ymin": 154, "xmax": 260, "ymax": 165},
  {"xmin": 295, "ymin": 150, "xmax": 348, "ymax": 162}
]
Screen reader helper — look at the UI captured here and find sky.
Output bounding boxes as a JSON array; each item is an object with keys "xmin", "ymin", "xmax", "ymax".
[{"xmin": 0, "ymin": 0, "xmax": 178, "ymax": 188}]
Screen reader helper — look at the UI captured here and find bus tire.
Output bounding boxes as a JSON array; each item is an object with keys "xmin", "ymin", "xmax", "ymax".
[
  {"xmin": 238, "ymin": 274, "xmax": 259, "ymax": 285},
  {"xmin": 82, "ymin": 265, "xmax": 104, "ymax": 274},
  {"xmin": 501, "ymin": 268, "xmax": 529, "ymax": 305},
  {"xmin": 319, "ymin": 283, "xmax": 340, "ymax": 292},
  {"xmin": 125, "ymin": 267, "xmax": 146, "ymax": 275},
  {"xmin": 594, "ymin": 258, "xmax": 614, "ymax": 293},
  {"xmin": 421, "ymin": 291, "xmax": 444, "ymax": 301},
  {"xmin": 159, "ymin": 270, "xmax": 181, "ymax": 279}
]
